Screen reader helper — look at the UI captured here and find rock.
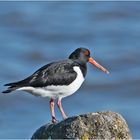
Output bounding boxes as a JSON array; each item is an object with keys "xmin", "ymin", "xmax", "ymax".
[{"xmin": 31, "ymin": 111, "xmax": 132, "ymax": 139}]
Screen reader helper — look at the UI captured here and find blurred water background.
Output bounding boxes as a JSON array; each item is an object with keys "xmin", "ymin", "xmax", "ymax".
[{"xmin": 0, "ymin": 1, "xmax": 140, "ymax": 138}]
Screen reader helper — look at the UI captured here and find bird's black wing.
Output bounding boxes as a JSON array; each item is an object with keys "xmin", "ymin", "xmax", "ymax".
[
  {"xmin": 28, "ymin": 60, "xmax": 77, "ymax": 87},
  {"xmin": 3, "ymin": 60, "xmax": 77, "ymax": 92}
]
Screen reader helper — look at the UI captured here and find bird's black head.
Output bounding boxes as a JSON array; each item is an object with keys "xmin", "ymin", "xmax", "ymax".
[
  {"xmin": 69, "ymin": 48, "xmax": 110, "ymax": 74},
  {"xmin": 69, "ymin": 48, "xmax": 90, "ymax": 63}
]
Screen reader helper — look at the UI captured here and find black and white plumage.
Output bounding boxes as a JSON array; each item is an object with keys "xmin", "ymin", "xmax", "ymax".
[
  {"xmin": 2, "ymin": 48, "xmax": 109, "ymax": 123},
  {"xmin": 3, "ymin": 59, "xmax": 86, "ymax": 98}
]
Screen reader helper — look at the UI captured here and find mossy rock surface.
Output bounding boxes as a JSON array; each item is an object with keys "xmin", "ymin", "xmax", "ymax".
[{"xmin": 31, "ymin": 111, "xmax": 132, "ymax": 139}]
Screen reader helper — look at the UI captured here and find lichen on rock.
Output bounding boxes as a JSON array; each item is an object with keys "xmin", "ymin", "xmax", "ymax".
[{"xmin": 31, "ymin": 111, "xmax": 132, "ymax": 139}]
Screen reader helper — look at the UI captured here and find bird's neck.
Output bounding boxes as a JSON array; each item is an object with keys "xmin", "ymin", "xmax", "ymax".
[{"xmin": 73, "ymin": 59, "xmax": 87, "ymax": 77}]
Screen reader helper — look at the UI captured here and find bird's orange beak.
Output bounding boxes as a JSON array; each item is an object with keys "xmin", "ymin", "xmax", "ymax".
[{"xmin": 88, "ymin": 57, "xmax": 109, "ymax": 74}]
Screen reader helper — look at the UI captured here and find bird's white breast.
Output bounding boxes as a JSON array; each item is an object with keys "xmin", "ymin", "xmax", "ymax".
[{"xmin": 17, "ymin": 66, "xmax": 85, "ymax": 99}]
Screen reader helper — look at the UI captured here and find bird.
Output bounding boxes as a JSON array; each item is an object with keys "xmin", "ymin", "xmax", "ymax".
[{"xmin": 2, "ymin": 48, "xmax": 109, "ymax": 123}]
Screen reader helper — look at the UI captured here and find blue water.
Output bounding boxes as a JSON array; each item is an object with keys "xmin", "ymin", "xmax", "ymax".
[{"xmin": 0, "ymin": 1, "xmax": 140, "ymax": 138}]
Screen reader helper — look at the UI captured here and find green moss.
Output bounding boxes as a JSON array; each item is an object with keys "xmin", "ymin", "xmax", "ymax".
[
  {"xmin": 80, "ymin": 131, "xmax": 96, "ymax": 140},
  {"xmin": 80, "ymin": 132, "xmax": 89, "ymax": 140}
]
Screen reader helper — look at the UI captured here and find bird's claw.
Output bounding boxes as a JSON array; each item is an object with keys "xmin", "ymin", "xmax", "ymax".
[
  {"xmin": 52, "ymin": 116, "xmax": 58, "ymax": 123},
  {"xmin": 63, "ymin": 115, "xmax": 68, "ymax": 120}
]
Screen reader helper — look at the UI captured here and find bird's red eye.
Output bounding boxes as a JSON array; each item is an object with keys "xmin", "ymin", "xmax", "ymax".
[{"xmin": 84, "ymin": 50, "xmax": 89, "ymax": 56}]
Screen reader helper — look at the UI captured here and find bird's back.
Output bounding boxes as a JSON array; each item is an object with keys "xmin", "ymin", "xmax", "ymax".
[{"xmin": 2, "ymin": 59, "xmax": 83, "ymax": 93}]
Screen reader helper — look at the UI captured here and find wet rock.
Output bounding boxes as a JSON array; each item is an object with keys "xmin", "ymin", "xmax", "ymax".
[{"xmin": 31, "ymin": 111, "xmax": 132, "ymax": 139}]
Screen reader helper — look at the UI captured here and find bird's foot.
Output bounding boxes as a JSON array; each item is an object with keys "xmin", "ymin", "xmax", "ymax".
[
  {"xmin": 52, "ymin": 116, "xmax": 58, "ymax": 124},
  {"xmin": 62, "ymin": 115, "xmax": 68, "ymax": 120}
]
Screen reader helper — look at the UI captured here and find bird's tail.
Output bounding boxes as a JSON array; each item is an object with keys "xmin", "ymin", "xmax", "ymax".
[{"xmin": 2, "ymin": 82, "xmax": 20, "ymax": 93}]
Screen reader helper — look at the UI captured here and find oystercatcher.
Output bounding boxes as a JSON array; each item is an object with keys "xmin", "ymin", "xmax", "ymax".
[{"xmin": 2, "ymin": 48, "xmax": 109, "ymax": 123}]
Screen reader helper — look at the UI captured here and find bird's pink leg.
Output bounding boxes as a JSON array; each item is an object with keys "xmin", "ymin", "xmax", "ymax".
[
  {"xmin": 49, "ymin": 99, "xmax": 57, "ymax": 123},
  {"xmin": 57, "ymin": 99, "xmax": 67, "ymax": 119}
]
